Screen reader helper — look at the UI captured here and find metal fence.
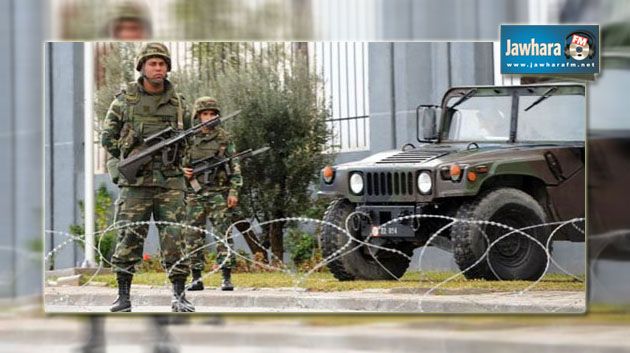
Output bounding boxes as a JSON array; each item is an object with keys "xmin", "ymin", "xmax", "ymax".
[{"xmin": 311, "ymin": 42, "xmax": 370, "ymax": 152}]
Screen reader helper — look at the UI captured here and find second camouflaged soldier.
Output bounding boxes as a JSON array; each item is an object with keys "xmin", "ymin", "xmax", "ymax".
[
  {"xmin": 101, "ymin": 43, "xmax": 194, "ymax": 312},
  {"xmin": 182, "ymin": 97, "xmax": 242, "ymax": 291}
]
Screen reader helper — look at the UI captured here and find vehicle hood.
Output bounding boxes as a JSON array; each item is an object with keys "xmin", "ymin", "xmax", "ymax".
[{"xmin": 334, "ymin": 142, "xmax": 584, "ymax": 169}]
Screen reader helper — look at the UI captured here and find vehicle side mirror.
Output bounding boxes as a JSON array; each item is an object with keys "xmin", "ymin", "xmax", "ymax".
[{"xmin": 416, "ymin": 105, "xmax": 440, "ymax": 142}]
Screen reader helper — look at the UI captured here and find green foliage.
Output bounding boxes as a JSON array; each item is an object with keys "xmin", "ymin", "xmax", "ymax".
[
  {"xmin": 225, "ymin": 49, "xmax": 331, "ymax": 222},
  {"xmin": 203, "ymin": 250, "xmax": 226, "ymax": 270},
  {"xmin": 285, "ymin": 228, "xmax": 317, "ymax": 268},
  {"xmin": 68, "ymin": 184, "xmax": 117, "ymax": 266},
  {"xmin": 303, "ymin": 197, "xmax": 330, "ymax": 220},
  {"xmin": 94, "ymin": 43, "xmax": 138, "ymax": 128}
]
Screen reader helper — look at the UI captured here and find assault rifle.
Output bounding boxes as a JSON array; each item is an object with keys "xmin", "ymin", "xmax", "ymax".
[
  {"xmin": 118, "ymin": 110, "xmax": 241, "ymax": 184},
  {"xmin": 188, "ymin": 146, "xmax": 270, "ymax": 192}
]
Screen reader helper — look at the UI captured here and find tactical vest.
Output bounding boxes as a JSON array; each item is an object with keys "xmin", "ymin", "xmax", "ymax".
[
  {"xmin": 188, "ymin": 128, "xmax": 231, "ymax": 192},
  {"xmin": 117, "ymin": 81, "xmax": 186, "ymax": 189}
]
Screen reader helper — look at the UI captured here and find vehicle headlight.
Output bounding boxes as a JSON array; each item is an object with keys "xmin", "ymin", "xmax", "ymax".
[
  {"xmin": 349, "ymin": 173, "xmax": 364, "ymax": 195},
  {"xmin": 417, "ymin": 171, "xmax": 432, "ymax": 194}
]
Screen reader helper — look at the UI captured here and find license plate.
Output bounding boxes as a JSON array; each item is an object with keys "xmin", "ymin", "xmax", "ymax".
[{"xmin": 371, "ymin": 225, "xmax": 399, "ymax": 237}]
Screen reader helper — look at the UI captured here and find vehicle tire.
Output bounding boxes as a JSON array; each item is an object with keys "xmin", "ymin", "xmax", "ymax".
[
  {"xmin": 321, "ymin": 199, "xmax": 413, "ymax": 281},
  {"xmin": 452, "ymin": 188, "xmax": 551, "ymax": 281}
]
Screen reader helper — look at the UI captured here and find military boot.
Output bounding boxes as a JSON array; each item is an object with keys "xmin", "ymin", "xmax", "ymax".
[
  {"xmin": 221, "ymin": 267, "xmax": 234, "ymax": 291},
  {"xmin": 188, "ymin": 269, "xmax": 204, "ymax": 291},
  {"xmin": 171, "ymin": 277, "xmax": 195, "ymax": 312},
  {"xmin": 110, "ymin": 273, "xmax": 132, "ymax": 312}
]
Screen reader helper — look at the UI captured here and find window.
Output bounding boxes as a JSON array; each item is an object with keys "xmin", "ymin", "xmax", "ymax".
[{"xmin": 518, "ymin": 94, "xmax": 585, "ymax": 141}]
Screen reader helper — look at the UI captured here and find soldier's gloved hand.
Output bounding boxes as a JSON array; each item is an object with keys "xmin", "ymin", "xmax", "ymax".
[
  {"xmin": 227, "ymin": 195, "xmax": 238, "ymax": 209},
  {"xmin": 182, "ymin": 167, "xmax": 194, "ymax": 180}
]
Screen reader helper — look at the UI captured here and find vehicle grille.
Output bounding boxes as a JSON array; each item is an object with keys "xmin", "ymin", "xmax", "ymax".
[
  {"xmin": 366, "ymin": 172, "xmax": 415, "ymax": 196},
  {"xmin": 376, "ymin": 149, "xmax": 448, "ymax": 164}
]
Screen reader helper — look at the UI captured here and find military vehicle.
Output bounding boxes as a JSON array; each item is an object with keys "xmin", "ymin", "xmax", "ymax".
[{"xmin": 318, "ymin": 84, "xmax": 585, "ymax": 281}]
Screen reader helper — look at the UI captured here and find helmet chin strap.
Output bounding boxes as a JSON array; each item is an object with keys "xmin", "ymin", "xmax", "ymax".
[{"xmin": 141, "ymin": 68, "xmax": 167, "ymax": 85}]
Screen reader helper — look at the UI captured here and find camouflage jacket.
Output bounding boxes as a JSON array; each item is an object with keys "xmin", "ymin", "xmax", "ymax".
[
  {"xmin": 183, "ymin": 126, "xmax": 243, "ymax": 198},
  {"xmin": 100, "ymin": 78, "xmax": 190, "ymax": 190}
]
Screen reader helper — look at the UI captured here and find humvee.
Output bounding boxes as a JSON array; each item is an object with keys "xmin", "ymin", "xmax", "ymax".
[{"xmin": 318, "ymin": 84, "xmax": 585, "ymax": 281}]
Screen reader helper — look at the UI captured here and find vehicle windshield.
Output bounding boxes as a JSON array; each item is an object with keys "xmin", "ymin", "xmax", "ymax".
[
  {"xmin": 443, "ymin": 95, "xmax": 512, "ymax": 142},
  {"xmin": 442, "ymin": 87, "xmax": 585, "ymax": 143},
  {"xmin": 518, "ymin": 93, "xmax": 584, "ymax": 141}
]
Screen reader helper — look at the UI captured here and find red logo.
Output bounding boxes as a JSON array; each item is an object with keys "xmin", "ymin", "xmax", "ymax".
[{"xmin": 571, "ymin": 34, "xmax": 588, "ymax": 47}]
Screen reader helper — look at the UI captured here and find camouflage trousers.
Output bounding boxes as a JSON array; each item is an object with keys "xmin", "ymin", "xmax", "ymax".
[
  {"xmin": 111, "ymin": 186, "xmax": 189, "ymax": 280},
  {"xmin": 185, "ymin": 191, "xmax": 238, "ymax": 271}
]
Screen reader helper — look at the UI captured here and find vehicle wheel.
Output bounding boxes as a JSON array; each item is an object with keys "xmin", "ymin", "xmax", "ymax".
[
  {"xmin": 321, "ymin": 199, "xmax": 413, "ymax": 281},
  {"xmin": 452, "ymin": 188, "xmax": 551, "ymax": 281}
]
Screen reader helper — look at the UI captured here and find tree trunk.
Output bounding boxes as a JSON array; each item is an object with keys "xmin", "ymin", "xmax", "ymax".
[{"xmin": 269, "ymin": 220, "xmax": 285, "ymax": 264}]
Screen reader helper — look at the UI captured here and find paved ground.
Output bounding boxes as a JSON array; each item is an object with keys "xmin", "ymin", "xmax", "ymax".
[
  {"xmin": 0, "ymin": 315, "xmax": 629, "ymax": 353},
  {"xmin": 44, "ymin": 285, "xmax": 586, "ymax": 313}
]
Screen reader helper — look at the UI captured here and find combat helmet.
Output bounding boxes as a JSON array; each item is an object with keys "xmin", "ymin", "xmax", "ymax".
[
  {"xmin": 135, "ymin": 42, "xmax": 171, "ymax": 71},
  {"xmin": 193, "ymin": 97, "xmax": 221, "ymax": 118}
]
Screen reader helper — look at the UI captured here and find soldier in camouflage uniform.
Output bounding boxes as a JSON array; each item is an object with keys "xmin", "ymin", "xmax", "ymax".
[
  {"xmin": 100, "ymin": 43, "xmax": 194, "ymax": 312},
  {"xmin": 182, "ymin": 97, "xmax": 242, "ymax": 291}
]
